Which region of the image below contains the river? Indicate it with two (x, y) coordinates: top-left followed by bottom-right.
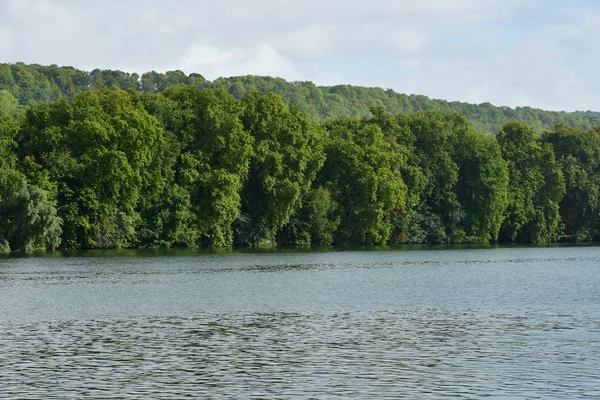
(1, 246), (599, 398)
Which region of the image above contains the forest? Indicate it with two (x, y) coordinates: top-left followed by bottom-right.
(2, 62), (600, 134)
(1, 63), (599, 252)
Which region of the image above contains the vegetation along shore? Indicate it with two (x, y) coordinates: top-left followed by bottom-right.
(1, 63), (599, 252)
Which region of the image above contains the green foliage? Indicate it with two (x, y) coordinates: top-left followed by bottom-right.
(208, 77), (600, 134)
(235, 92), (326, 246)
(0, 169), (62, 251)
(542, 126), (600, 241)
(391, 112), (508, 243)
(0, 110), (18, 170)
(155, 87), (254, 247)
(319, 117), (407, 245)
(1, 94), (63, 253)
(451, 122), (509, 242)
(392, 112), (461, 243)
(498, 122), (565, 242)
(2, 62), (600, 135)
(0, 90), (19, 114)
(19, 89), (167, 248)
(0, 239), (9, 253)
(279, 187), (340, 246)
(0, 63), (598, 249)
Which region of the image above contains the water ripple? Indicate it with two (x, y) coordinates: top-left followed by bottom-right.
(1, 310), (599, 398)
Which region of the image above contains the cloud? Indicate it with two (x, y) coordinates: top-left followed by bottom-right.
(0, 26), (13, 54)
(275, 25), (337, 60)
(385, 29), (428, 53)
(0, 0), (599, 111)
(179, 41), (300, 80)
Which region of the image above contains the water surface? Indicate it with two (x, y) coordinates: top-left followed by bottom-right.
(1, 246), (599, 398)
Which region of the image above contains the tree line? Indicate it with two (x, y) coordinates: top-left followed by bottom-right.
(2, 62), (600, 135)
(1, 85), (599, 252)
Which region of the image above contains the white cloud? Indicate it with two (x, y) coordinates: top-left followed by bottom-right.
(399, 59), (422, 68)
(180, 42), (237, 71)
(0, 0), (599, 111)
(0, 27), (13, 54)
(388, 29), (428, 53)
(6, 0), (74, 34)
(275, 25), (337, 60)
(179, 41), (300, 80)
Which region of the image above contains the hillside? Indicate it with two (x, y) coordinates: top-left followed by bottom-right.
(1, 62), (600, 134)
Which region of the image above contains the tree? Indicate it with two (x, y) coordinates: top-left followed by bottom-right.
(1, 104), (62, 252)
(394, 112), (461, 243)
(155, 87), (254, 247)
(0, 169), (62, 252)
(0, 99), (20, 170)
(278, 187), (340, 246)
(236, 91), (326, 246)
(451, 119), (508, 242)
(542, 126), (600, 241)
(318, 118), (407, 245)
(391, 112), (508, 243)
(0, 90), (19, 114)
(19, 89), (167, 248)
(497, 122), (565, 242)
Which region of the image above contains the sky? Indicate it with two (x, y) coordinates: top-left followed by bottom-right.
(1, 0), (599, 112)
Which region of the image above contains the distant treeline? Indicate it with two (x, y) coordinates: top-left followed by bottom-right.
(2, 62), (600, 134)
(1, 85), (599, 252)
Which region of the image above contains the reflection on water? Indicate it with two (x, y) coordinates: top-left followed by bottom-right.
(1, 246), (600, 398)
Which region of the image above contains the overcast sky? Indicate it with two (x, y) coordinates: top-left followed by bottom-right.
(1, 0), (599, 111)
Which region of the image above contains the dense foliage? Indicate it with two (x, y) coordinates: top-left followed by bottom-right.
(2, 62), (600, 134)
(1, 66), (600, 251)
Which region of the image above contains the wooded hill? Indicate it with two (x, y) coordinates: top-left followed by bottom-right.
(1, 62), (599, 134)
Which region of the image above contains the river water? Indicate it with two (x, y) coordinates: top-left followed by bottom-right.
(1, 246), (599, 398)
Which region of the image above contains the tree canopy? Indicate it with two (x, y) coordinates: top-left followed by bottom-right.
(1, 65), (600, 251)
(2, 62), (600, 135)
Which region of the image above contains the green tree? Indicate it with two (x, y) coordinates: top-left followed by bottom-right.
(451, 119), (508, 242)
(154, 87), (254, 247)
(0, 169), (62, 252)
(0, 90), (19, 114)
(390, 112), (508, 243)
(19, 89), (167, 248)
(395, 112), (461, 243)
(278, 187), (340, 246)
(0, 100), (20, 170)
(542, 126), (600, 241)
(236, 91), (326, 246)
(497, 122), (565, 242)
(319, 118), (407, 245)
